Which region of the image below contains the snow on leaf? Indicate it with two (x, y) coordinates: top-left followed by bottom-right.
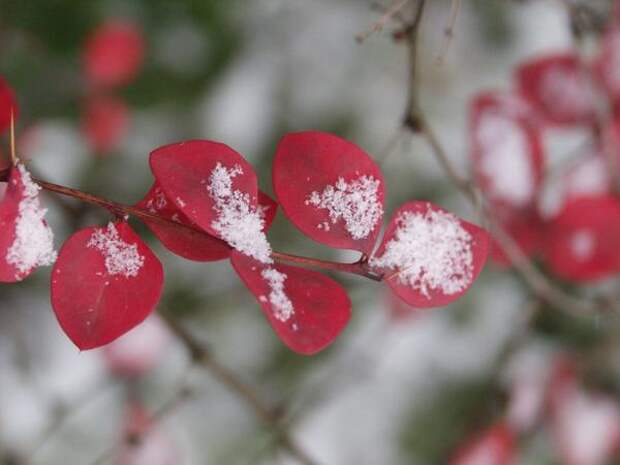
(0, 163), (56, 282)
(149, 140), (273, 263)
(231, 251), (351, 355)
(51, 221), (164, 350)
(370, 201), (488, 308)
(273, 131), (385, 253)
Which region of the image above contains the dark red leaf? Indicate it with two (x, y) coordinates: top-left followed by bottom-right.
(273, 131), (385, 254)
(258, 191), (278, 230)
(448, 423), (515, 465)
(230, 251), (351, 355)
(543, 196), (620, 282)
(0, 164), (56, 282)
(469, 92), (544, 214)
(83, 20), (144, 89)
(136, 182), (231, 262)
(515, 53), (595, 127)
(0, 76), (18, 134)
(150, 140), (273, 263)
(370, 201), (489, 308)
(81, 94), (129, 154)
(490, 213), (544, 267)
(51, 221), (164, 350)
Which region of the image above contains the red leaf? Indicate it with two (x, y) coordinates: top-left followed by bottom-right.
(515, 53), (595, 127)
(150, 140), (273, 263)
(448, 423), (516, 465)
(258, 191), (278, 230)
(273, 131), (385, 253)
(230, 251), (351, 355)
(490, 213), (544, 267)
(81, 94), (130, 154)
(0, 75), (18, 134)
(469, 92), (544, 213)
(83, 20), (144, 89)
(51, 221), (164, 350)
(370, 201), (489, 308)
(136, 182), (231, 262)
(0, 164), (56, 282)
(543, 196), (620, 282)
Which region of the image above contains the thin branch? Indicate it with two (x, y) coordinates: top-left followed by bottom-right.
(161, 314), (320, 465)
(0, 168), (381, 282)
(435, 0), (461, 66)
(356, 0), (411, 43)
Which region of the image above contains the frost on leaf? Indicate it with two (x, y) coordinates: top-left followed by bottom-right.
(231, 251), (351, 355)
(87, 222), (145, 277)
(273, 131), (385, 253)
(51, 221), (164, 350)
(371, 202), (488, 308)
(306, 175), (383, 240)
(0, 163), (56, 282)
(206, 162), (272, 263)
(261, 267), (294, 322)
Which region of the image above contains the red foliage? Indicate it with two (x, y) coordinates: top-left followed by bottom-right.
(51, 221), (164, 350)
(0, 75), (18, 134)
(231, 251), (351, 354)
(82, 94), (130, 153)
(83, 20), (144, 89)
(448, 423), (516, 465)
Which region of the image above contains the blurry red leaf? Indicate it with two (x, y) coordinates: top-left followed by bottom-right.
(83, 20), (144, 89)
(469, 92), (544, 213)
(448, 423), (516, 465)
(516, 53), (595, 127)
(103, 314), (169, 377)
(150, 140), (273, 263)
(82, 94), (129, 154)
(490, 213), (544, 267)
(258, 190), (278, 230)
(0, 164), (56, 282)
(273, 131), (385, 254)
(370, 201), (488, 308)
(0, 76), (18, 134)
(51, 221), (164, 350)
(230, 251), (351, 355)
(543, 196), (620, 282)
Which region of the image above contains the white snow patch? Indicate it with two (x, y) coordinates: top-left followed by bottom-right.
(145, 187), (167, 213)
(87, 223), (145, 278)
(6, 164), (57, 277)
(477, 113), (534, 206)
(306, 175), (382, 240)
(207, 163), (272, 263)
(570, 229), (596, 261)
(370, 207), (474, 298)
(261, 267), (294, 322)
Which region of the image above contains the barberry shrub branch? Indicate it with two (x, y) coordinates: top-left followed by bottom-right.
(0, 129), (489, 354)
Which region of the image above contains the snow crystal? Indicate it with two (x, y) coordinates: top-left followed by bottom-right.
(261, 267), (294, 322)
(306, 175), (382, 240)
(477, 113), (533, 206)
(570, 229), (595, 261)
(87, 223), (145, 277)
(207, 163), (272, 263)
(6, 164), (57, 277)
(540, 66), (591, 117)
(145, 187), (167, 213)
(370, 207), (474, 298)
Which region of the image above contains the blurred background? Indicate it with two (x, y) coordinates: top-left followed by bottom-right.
(1, 0), (619, 464)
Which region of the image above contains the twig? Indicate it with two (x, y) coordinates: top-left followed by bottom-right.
(0, 169), (381, 282)
(161, 314), (321, 465)
(435, 0), (461, 66)
(356, 0), (411, 43)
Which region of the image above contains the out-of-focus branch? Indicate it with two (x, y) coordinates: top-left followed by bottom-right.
(356, 0), (411, 43)
(161, 314), (320, 465)
(436, 0), (461, 66)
